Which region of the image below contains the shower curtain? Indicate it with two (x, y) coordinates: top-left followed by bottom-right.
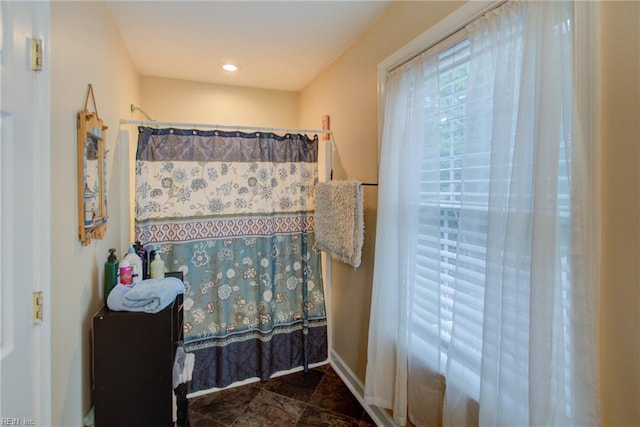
(134, 126), (328, 392)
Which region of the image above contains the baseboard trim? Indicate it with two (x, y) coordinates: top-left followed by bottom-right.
(329, 349), (393, 427)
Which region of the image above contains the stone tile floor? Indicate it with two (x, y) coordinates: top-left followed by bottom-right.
(188, 364), (376, 426)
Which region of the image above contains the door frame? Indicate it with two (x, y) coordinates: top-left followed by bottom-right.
(34, 1), (53, 423)
(0, 1), (52, 424)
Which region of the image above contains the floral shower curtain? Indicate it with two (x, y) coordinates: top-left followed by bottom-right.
(134, 126), (328, 392)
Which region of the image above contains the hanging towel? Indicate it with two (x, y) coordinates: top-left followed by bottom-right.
(314, 180), (364, 268)
(107, 277), (184, 313)
(172, 347), (195, 388)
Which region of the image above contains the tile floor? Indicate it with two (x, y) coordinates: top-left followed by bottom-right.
(188, 364), (377, 426)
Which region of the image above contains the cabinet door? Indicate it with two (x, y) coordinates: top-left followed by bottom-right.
(93, 301), (177, 427)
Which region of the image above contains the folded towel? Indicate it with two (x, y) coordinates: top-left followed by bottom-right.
(107, 284), (136, 312)
(107, 277), (184, 313)
(314, 180), (364, 268)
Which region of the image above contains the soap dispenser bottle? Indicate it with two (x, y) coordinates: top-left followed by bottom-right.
(104, 249), (118, 304)
(150, 253), (165, 279)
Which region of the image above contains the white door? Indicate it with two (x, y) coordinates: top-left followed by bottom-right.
(0, 1), (51, 425)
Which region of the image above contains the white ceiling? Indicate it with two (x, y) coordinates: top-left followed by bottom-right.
(106, 1), (393, 92)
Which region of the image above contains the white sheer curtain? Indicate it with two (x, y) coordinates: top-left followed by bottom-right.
(362, 45), (432, 426)
(364, 1), (600, 426)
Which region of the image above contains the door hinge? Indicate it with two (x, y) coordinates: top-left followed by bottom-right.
(33, 291), (43, 322)
(31, 38), (43, 71)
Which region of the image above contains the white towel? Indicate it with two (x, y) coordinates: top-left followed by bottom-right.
(314, 180), (364, 268)
(172, 347), (195, 388)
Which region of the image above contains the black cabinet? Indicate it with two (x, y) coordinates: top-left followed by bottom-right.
(92, 294), (184, 427)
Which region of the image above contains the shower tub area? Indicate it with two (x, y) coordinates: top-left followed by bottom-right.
(120, 117), (334, 397)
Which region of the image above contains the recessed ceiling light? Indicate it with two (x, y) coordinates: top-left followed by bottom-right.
(221, 63), (239, 72)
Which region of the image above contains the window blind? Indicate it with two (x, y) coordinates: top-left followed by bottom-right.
(411, 32), (573, 404)
(412, 37), (489, 399)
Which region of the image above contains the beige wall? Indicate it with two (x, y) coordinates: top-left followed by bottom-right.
(51, 2), (140, 425)
(140, 76), (298, 127)
(599, 2), (640, 426)
(301, 1), (640, 426)
(299, 0), (466, 381)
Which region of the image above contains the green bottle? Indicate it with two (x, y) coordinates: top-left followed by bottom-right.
(104, 248), (118, 305)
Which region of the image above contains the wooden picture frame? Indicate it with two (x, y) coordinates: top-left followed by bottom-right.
(78, 84), (108, 245)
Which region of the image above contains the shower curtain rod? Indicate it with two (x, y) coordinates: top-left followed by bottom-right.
(119, 119), (332, 135)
